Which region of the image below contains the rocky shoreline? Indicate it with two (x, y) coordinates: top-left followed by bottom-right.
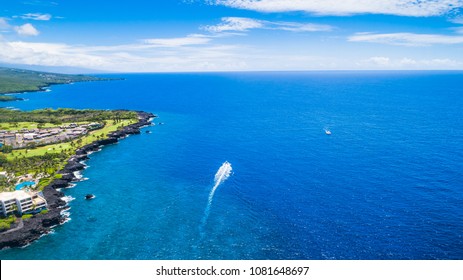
(0, 111), (155, 250)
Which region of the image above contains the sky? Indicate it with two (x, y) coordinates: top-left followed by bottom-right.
(1, 0), (463, 72)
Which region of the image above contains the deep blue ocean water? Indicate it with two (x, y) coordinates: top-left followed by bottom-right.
(1, 71), (462, 260)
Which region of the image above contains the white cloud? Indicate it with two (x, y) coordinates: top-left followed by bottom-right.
(212, 0), (463, 17)
(143, 34), (211, 47)
(204, 17), (264, 32)
(359, 56), (460, 68)
(269, 21), (333, 32)
(1, 37), (462, 71)
(367, 56), (391, 65)
(449, 16), (463, 24)
(204, 17), (333, 33)
(348, 32), (463, 46)
(20, 13), (52, 21)
(0, 41), (106, 68)
(14, 23), (40, 36)
(1, 18), (42, 36)
(425, 58), (460, 66)
(0, 38), (250, 72)
(399, 57), (418, 65)
(0, 18), (11, 29)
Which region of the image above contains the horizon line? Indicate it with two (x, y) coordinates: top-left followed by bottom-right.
(3, 65), (463, 75)
(90, 69), (463, 75)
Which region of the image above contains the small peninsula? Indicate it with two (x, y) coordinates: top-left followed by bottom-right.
(0, 96), (23, 102)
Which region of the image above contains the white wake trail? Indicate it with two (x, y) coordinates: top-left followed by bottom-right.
(209, 161), (232, 205)
(200, 161), (233, 235)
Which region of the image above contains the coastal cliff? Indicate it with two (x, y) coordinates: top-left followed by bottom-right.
(0, 111), (155, 250)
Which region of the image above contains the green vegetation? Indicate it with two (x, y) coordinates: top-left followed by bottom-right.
(0, 67), (111, 94)
(40, 209), (49, 215)
(0, 145), (13, 153)
(0, 174), (13, 190)
(0, 215), (16, 231)
(0, 223), (9, 231)
(37, 178), (53, 189)
(3, 152), (69, 178)
(0, 95), (21, 102)
(0, 154), (7, 165)
(0, 108), (138, 192)
(22, 214), (33, 220)
(0, 108), (137, 124)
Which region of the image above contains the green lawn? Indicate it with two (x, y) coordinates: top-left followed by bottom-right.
(0, 122), (75, 131)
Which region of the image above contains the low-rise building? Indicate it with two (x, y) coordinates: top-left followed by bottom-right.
(88, 123), (102, 130)
(24, 133), (38, 141)
(2, 133), (15, 139)
(0, 190), (48, 217)
(0, 193), (16, 217)
(71, 127), (87, 136)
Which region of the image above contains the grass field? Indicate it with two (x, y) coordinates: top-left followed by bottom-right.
(0, 122), (72, 131)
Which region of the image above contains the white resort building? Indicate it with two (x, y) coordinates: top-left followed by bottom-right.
(0, 190), (48, 217)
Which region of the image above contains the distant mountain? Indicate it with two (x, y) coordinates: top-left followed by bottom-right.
(0, 67), (113, 94)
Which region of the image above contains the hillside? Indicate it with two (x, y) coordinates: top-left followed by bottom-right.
(0, 67), (109, 94)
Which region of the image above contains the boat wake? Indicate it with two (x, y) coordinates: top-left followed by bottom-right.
(200, 161), (232, 237)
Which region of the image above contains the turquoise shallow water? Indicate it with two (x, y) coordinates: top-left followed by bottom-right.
(1, 71), (462, 259)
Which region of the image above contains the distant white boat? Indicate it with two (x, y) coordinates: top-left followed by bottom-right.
(325, 129), (332, 135)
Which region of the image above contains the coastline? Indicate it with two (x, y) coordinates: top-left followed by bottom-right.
(0, 111), (155, 250)
(0, 78), (124, 95)
(0, 70), (125, 95)
(0, 96), (24, 102)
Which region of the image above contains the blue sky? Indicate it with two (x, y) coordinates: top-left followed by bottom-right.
(1, 0), (463, 72)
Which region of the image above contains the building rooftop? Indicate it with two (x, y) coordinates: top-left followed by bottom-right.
(0, 190), (32, 201)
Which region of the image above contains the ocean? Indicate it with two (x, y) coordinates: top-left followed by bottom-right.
(1, 71), (462, 259)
